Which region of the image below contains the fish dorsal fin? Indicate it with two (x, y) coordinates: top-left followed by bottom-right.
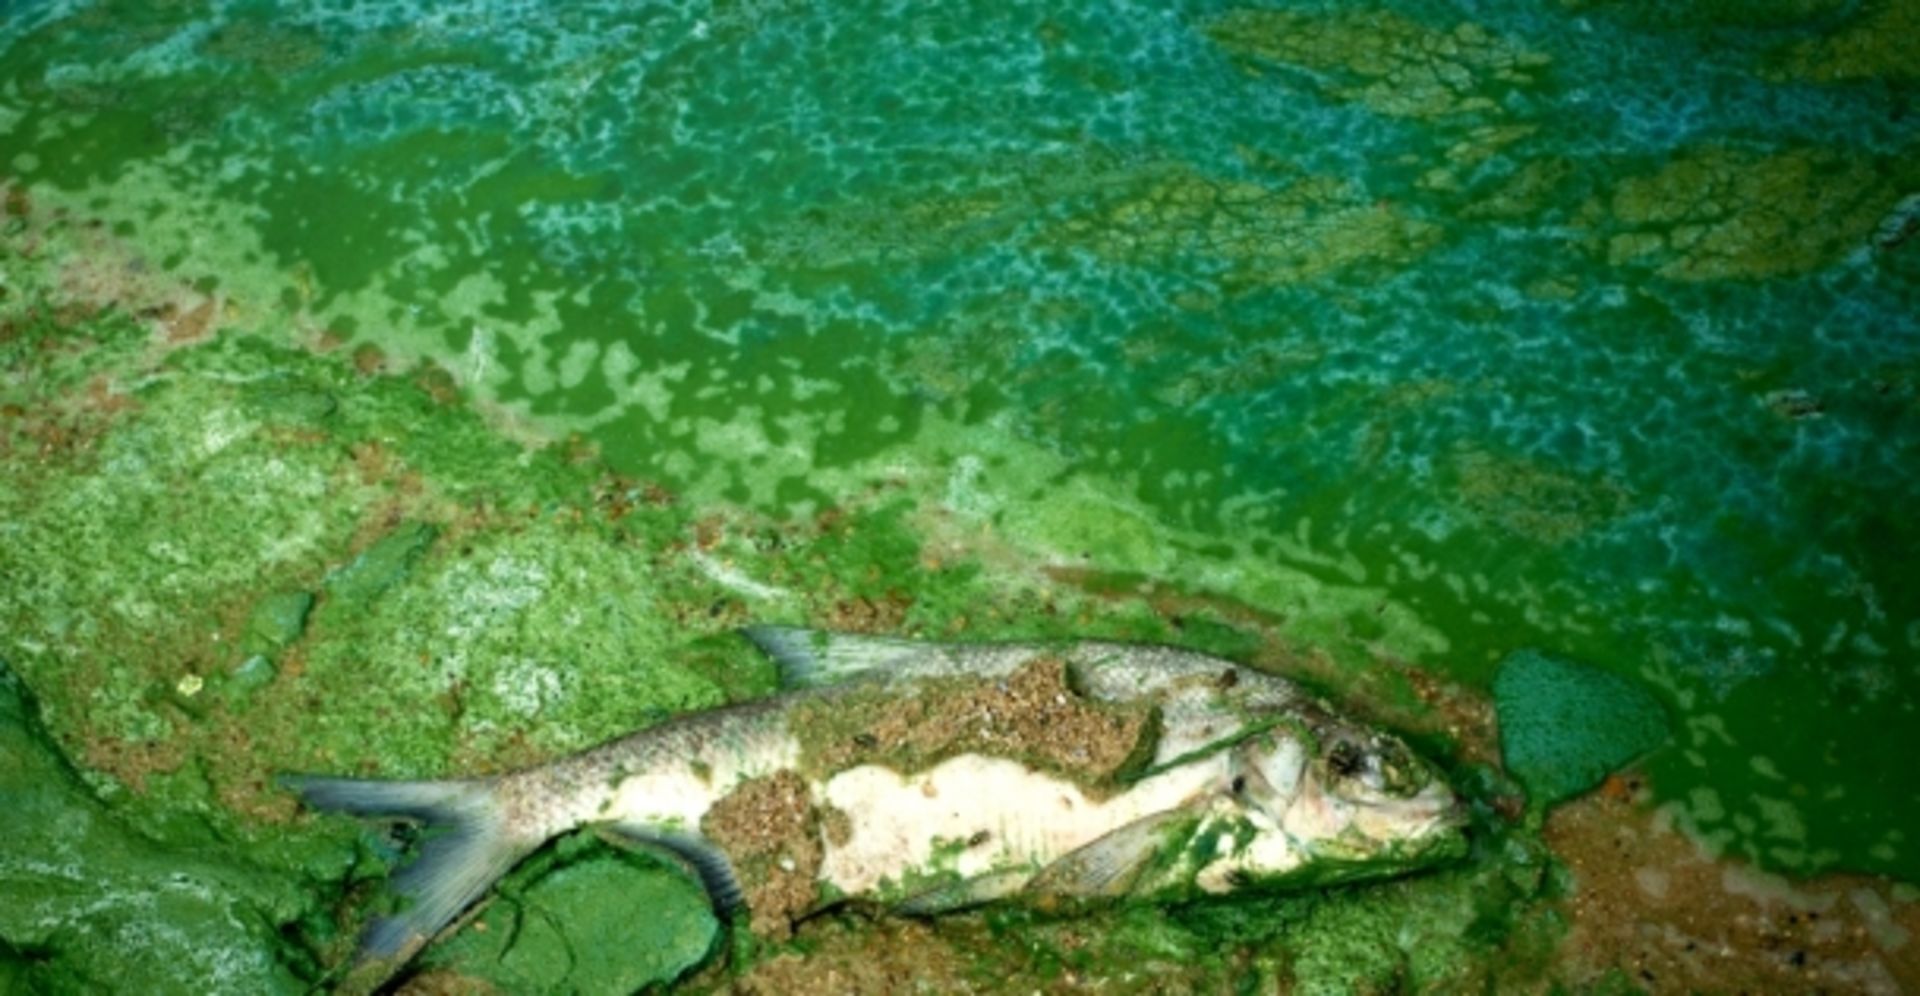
(741, 626), (932, 690)
(1025, 809), (1188, 900)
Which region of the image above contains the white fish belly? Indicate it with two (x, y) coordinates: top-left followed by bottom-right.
(817, 753), (1228, 897)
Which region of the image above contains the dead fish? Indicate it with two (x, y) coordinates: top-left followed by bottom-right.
(285, 627), (1464, 970)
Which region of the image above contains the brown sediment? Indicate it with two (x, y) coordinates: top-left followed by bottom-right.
(560, 432), (599, 466)
(787, 656), (1156, 795)
(449, 724), (550, 779)
(79, 732), (190, 795)
(348, 439), (394, 485)
(0, 184), (220, 359)
(587, 472), (638, 522)
(412, 362), (461, 405)
(1546, 786), (1920, 994)
(161, 295), (220, 344)
(659, 591), (751, 630)
(0, 375), (138, 467)
(712, 911), (1222, 996)
(693, 513), (727, 551)
(351, 342), (387, 376)
(824, 591), (914, 633)
(215, 769), (301, 824)
(720, 918), (975, 996)
(701, 769), (825, 939)
(1380, 651), (1500, 766)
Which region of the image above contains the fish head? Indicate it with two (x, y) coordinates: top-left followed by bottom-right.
(1191, 716), (1465, 894)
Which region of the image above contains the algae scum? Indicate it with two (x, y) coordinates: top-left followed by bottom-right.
(2, 0), (1918, 991)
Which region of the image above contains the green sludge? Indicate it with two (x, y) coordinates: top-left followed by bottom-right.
(1495, 650), (1671, 807)
(420, 835), (719, 993)
(0, 661), (311, 994)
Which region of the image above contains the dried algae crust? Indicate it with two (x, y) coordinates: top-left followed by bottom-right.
(1587, 145), (1920, 281)
(1204, 9), (1550, 119)
(788, 656), (1158, 796)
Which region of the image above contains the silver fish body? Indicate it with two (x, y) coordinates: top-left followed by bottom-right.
(287, 628), (1464, 969)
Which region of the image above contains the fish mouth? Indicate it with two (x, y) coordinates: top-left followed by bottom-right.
(1412, 793), (1472, 842)
(1372, 777), (1465, 822)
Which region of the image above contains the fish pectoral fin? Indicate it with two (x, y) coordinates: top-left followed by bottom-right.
(599, 823), (746, 914)
(741, 626), (928, 689)
(1025, 809), (1188, 900)
(893, 869), (1033, 916)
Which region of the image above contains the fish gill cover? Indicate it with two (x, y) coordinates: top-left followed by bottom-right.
(2, 0), (1919, 991)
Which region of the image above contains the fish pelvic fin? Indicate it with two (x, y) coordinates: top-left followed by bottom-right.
(894, 868), (1032, 916)
(281, 774), (532, 963)
(601, 823), (747, 913)
(740, 625), (926, 690)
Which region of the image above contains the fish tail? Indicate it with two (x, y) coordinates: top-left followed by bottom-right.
(281, 774), (529, 961)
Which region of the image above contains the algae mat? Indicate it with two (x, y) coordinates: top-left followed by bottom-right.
(2, 0), (1919, 990)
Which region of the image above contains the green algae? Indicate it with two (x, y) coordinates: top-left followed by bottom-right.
(1495, 651), (1671, 807)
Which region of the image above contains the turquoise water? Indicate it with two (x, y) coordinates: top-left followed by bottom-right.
(3, 0), (1918, 892)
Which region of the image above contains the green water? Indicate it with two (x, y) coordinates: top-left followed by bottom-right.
(1, 0), (1917, 984)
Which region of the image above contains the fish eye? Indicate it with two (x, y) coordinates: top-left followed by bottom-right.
(1230, 774), (1247, 795)
(1327, 741), (1366, 779)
